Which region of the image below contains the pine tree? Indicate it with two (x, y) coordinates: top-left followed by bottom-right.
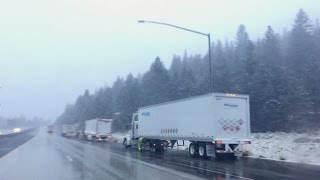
(234, 24), (257, 94)
(177, 65), (197, 99)
(55, 9), (320, 132)
(141, 57), (171, 105)
(285, 9), (314, 130)
(167, 72), (181, 101)
(252, 26), (289, 131)
(304, 19), (320, 127)
(212, 40), (232, 93)
(113, 74), (141, 131)
(169, 55), (183, 76)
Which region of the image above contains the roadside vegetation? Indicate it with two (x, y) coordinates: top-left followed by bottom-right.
(56, 9), (320, 133)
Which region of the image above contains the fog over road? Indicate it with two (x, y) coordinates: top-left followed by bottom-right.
(0, 129), (319, 180)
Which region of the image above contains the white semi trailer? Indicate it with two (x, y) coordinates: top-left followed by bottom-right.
(84, 119), (113, 141)
(61, 125), (76, 137)
(123, 93), (251, 158)
(47, 125), (55, 133)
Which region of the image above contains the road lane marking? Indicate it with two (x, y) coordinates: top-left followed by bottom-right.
(148, 152), (255, 180)
(65, 155), (73, 162)
(60, 137), (203, 180)
(82, 144), (251, 180)
(99, 145), (254, 180)
(147, 156), (254, 180)
(60, 136), (254, 180)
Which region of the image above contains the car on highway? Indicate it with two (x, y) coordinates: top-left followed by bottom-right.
(47, 125), (55, 133)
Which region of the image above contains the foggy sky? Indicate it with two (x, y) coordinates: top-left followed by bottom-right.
(0, 0), (319, 120)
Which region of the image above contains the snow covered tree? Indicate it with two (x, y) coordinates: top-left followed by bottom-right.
(141, 57), (171, 106)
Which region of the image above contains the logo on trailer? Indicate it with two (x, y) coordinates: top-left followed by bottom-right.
(219, 118), (244, 133)
(160, 128), (178, 134)
(224, 103), (238, 108)
(141, 112), (151, 117)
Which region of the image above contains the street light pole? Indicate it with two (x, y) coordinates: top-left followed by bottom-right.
(138, 20), (213, 93)
(208, 34), (212, 93)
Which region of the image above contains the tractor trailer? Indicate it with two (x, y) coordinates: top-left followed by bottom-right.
(61, 125), (76, 137)
(47, 125), (55, 133)
(84, 119), (113, 141)
(123, 93), (251, 158)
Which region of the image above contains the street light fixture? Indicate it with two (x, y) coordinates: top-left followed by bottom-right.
(138, 20), (213, 93)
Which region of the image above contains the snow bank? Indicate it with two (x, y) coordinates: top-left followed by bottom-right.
(112, 131), (320, 166)
(243, 131), (320, 165)
(0, 129), (12, 135)
(112, 132), (126, 143)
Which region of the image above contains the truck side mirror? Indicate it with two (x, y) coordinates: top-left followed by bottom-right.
(125, 124), (130, 130)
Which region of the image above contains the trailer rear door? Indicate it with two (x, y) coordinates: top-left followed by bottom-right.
(214, 95), (250, 140)
(97, 120), (112, 135)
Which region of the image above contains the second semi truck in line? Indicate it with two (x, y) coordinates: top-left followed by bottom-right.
(123, 93), (251, 158)
(84, 118), (113, 142)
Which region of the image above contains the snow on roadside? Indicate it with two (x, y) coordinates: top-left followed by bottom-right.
(112, 131), (320, 166)
(243, 131), (320, 166)
(112, 132), (126, 143)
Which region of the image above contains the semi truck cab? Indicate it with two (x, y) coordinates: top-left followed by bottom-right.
(132, 113), (139, 138)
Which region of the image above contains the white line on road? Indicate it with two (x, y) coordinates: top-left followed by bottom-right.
(65, 155), (73, 162)
(148, 157), (254, 180)
(99, 147), (253, 180)
(61, 136), (254, 180)
(0, 133), (36, 160)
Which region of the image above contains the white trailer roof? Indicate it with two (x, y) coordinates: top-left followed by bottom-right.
(139, 92), (249, 110)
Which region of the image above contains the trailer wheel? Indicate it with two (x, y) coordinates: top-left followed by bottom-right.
(199, 143), (209, 159)
(189, 143), (198, 157)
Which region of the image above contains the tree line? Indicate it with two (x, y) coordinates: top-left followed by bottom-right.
(56, 9), (320, 133)
(0, 116), (47, 129)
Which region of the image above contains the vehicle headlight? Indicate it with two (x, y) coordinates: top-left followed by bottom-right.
(13, 128), (21, 133)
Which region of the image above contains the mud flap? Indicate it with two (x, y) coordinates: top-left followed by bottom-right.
(233, 144), (242, 156)
(206, 144), (216, 157)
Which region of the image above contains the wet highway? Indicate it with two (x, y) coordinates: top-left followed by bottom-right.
(0, 128), (36, 158)
(0, 129), (319, 180)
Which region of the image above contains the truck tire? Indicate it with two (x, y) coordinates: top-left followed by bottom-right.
(189, 143), (198, 157)
(156, 146), (164, 152)
(199, 143), (209, 159)
(150, 145), (156, 152)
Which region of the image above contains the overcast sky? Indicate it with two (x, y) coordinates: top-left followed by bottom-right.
(0, 0), (319, 120)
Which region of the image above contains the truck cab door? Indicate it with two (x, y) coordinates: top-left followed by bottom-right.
(132, 113), (139, 138)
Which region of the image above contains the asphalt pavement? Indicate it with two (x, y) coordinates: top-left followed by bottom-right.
(0, 128), (37, 158)
(0, 129), (319, 180)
